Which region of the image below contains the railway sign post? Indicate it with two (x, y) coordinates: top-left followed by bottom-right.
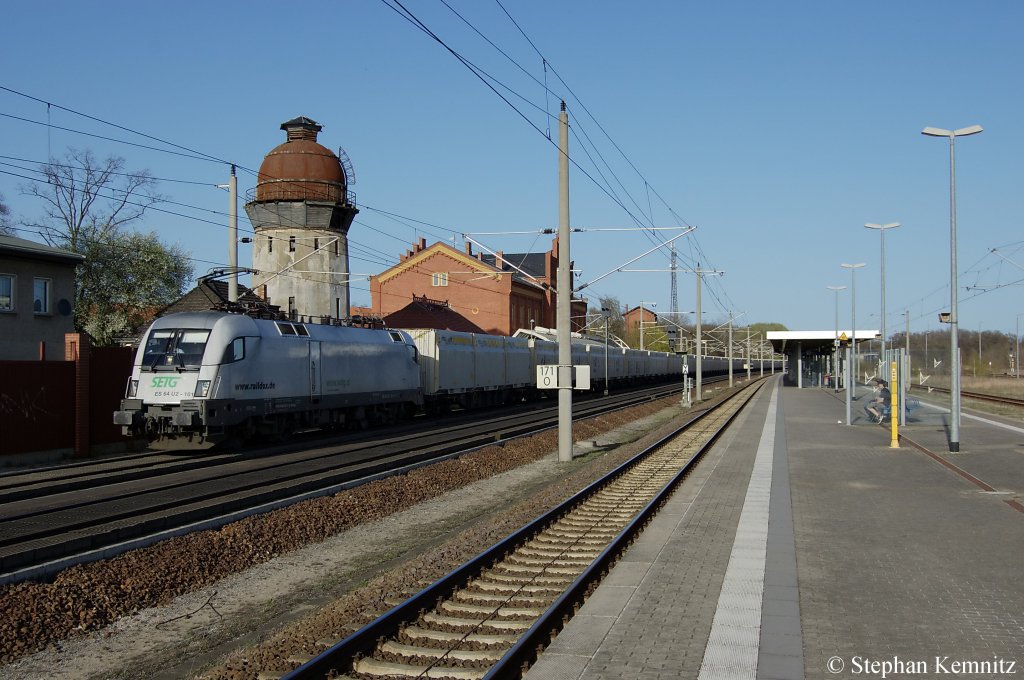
(537, 365), (591, 390)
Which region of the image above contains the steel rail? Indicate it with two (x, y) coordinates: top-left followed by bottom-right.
(282, 378), (766, 679)
(0, 379), (733, 584)
(912, 384), (1024, 408)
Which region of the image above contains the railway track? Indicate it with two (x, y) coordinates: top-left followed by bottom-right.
(0, 379), (735, 585)
(276, 378), (766, 680)
(911, 384), (1024, 408)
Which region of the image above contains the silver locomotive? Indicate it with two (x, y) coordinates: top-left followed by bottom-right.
(114, 311), (421, 447)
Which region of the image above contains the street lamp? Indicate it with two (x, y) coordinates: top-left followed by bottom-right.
(864, 222), (900, 365)
(827, 285), (846, 391)
(639, 302), (656, 350)
(923, 124), (983, 453)
(841, 262), (866, 386)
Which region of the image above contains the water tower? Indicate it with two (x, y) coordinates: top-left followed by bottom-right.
(245, 116), (358, 319)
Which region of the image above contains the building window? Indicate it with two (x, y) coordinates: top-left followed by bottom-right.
(432, 272), (448, 287)
(333, 240), (339, 256)
(289, 236), (296, 252)
(314, 237), (320, 251)
(288, 296), (296, 319)
(335, 298), (343, 319)
(33, 278), (50, 314)
(268, 236), (273, 253)
(0, 274), (13, 311)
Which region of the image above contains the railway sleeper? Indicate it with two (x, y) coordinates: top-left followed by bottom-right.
(494, 562), (581, 577)
(583, 501), (650, 511)
(538, 528), (619, 540)
(354, 656), (486, 680)
(380, 639), (506, 663)
(559, 511), (636, 524)
(505, 555), (592, 569)
(482, 571), (572, 587)
(580, 493), (652, 504)
(439, 600), (542, 618)
(469, 579), (564, 595)
(532, 537), (610, 551)
(421, 611), (534, 633)
(401, 625), (520, 647)
(516, 546), (603, 561)
(523, 536), (605, 551)
(453, 590), (552, 608)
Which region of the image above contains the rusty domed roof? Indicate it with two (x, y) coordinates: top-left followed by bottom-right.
(253, 117), (346, 203)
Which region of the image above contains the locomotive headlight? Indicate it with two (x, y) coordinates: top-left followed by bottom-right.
(127, 380), (138, 398)
(194, 380), (211, 398)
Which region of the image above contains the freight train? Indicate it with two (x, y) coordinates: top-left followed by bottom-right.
(114, 311), (761, 449)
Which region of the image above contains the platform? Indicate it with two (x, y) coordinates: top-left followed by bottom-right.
(526, 377), (1024, 680)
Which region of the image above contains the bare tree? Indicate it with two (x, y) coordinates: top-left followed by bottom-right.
(0, 193), (13, 236)
(21, 148), (193, 344)
(588, 295), (626, 339)
(21, 148), (162, 249)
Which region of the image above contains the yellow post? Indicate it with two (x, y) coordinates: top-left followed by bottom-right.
(889, 360), (900, 448)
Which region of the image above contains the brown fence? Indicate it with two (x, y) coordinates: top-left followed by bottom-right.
(89, 346), (134, 445)
(0, 335), (134, 458)
(0, 360), (75, 456)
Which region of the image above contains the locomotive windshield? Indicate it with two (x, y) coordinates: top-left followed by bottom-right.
(142, 329), (211, 370)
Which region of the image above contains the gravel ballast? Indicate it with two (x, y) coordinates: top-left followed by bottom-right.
(1, 388), (739, 680)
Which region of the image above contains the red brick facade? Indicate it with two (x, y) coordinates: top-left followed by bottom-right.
(370, 238), (586, 336)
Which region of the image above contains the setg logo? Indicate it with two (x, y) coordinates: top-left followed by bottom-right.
(151, 376), (180, 388)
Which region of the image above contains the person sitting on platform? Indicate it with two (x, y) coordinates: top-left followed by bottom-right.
(865, 379), (891, 423)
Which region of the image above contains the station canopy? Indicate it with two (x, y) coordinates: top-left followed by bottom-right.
(767, 330), (879, 355)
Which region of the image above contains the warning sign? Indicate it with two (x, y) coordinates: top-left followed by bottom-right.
(839, 332), (849, 342)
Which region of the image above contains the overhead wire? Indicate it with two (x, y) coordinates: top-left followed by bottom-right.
(484, 1), (741, 317)
(4, 8), (731, 318)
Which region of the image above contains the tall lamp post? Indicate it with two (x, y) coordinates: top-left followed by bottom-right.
(923, 124), (983, 453)
(827, 285), (846, 391)
(841, 262), (866, 387)
(864, 222), (900, 365)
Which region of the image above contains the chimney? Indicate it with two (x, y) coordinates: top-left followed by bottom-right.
(465, 241), (473, 256)
(496, 251), (504, 269)
(280, 116), (322, 142)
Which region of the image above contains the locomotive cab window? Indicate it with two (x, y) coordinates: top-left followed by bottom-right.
(142, 328), (211, 370)
(221, 337), (245, 363)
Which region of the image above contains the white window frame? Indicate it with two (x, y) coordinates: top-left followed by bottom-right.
(432, 272), (449, 287)
(33, 277), (51, 315)
(0, 273), (14, 312)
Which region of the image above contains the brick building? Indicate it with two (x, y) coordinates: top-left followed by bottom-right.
(370, 237), (586, 336)
(623, 305), (663, 349)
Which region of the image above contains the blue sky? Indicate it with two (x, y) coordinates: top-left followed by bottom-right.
(2, 1), (1022, 338)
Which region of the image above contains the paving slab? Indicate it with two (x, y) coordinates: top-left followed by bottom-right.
(527, 379), (1024, 680)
